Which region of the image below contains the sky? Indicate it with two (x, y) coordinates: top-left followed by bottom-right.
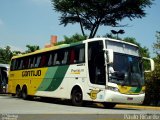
(0, 0), (160, 57)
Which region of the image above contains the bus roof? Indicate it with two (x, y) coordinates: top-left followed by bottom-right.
(12, 41), (83, 59)
(85, 37), (139, 48)
(12, 37), (139, 59)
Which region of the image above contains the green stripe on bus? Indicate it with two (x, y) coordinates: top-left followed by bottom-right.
(130, 87), (141, 93)
(37, 67), (58, 91)
(38, 65), (69, 91)
(46, 65), (69, 91)
(134, 87), (142, 93)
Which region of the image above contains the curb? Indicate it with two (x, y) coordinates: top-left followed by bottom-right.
(116, 104), (160, 110)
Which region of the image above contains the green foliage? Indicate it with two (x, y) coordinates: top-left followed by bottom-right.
(56, 33), (87, 45)
(25, 45), (40, 53)
(144, 58), (160, 106)
(51, 0), (153, 38)
(0, 45), (40, 64)
(12, 51), (22, 56)
(143, 31), (160, 106)
(0, 46), (13, 64)
(154, 31), (160, 57)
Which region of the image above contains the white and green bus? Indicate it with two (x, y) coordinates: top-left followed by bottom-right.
(8, 38), (154, 108)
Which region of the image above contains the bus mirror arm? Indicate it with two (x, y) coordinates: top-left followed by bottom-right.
(143, 57), (155, 72)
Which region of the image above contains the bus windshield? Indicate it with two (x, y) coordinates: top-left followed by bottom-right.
(108, 53), (144, 87)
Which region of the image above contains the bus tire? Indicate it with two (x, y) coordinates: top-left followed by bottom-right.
(16, 85), (21, 98)
(22, 85), (28, 100)
(71, 87), (83, 106)
(103, 102), (116, 109)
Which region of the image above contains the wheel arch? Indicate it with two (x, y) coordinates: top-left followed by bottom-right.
(16, 84), (21, 92)
(21, 84), (29, 100)
(70, 85), (83, 98)
(22, 84), (28, 94)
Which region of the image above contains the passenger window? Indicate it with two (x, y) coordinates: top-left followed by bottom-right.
(19, 59), (23, 70)
(40, 55), (47, 67)
(15, 59), (20, 70)
(62, 51), (69, 64)
(56, 50), (64, 65)
(11, 59), (16, 70)
(30, 56), (37, 68)
(79, 48), (85, 62)
(28, 58), (31, 68)
(23, 58), (29, 69)
(69, 44), (85, 64)
(48, 54), (53, 66)
(53, 53), (58, 65)
(35, 56), (41, 67)
(70, 49), (75, 64)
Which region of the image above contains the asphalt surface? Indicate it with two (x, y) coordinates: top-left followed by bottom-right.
(0, 94), (160, 120)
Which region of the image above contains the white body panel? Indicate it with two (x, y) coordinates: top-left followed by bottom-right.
(34, 38), (145, 104)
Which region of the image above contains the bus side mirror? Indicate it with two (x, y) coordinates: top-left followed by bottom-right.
(107, 49), (114, 64)
(143, 57), (155, 72)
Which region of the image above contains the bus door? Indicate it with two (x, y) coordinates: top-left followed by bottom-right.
(87, 41), (106, 101)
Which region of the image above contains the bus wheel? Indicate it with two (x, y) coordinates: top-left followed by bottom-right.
(22, 86), (28, 100)
(16, 86), (21, 98)
(103, 102), (116, 109)
(71, 88), (83, 106)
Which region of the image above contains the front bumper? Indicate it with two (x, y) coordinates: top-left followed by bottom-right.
(105, 90), (145, 104)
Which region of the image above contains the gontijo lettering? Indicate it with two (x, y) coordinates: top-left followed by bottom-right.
(22, 70), (41, 77)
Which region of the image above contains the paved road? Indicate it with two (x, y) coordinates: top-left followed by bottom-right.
(0, 95), (160, 120)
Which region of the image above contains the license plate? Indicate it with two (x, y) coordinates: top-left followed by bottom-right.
(127, 97), (133, 100)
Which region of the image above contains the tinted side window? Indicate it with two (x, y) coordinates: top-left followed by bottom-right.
(69, 44), (85, 64)
(62, 50), (69, 64)
(39, 53), (50, 67)
(10, 59), (16, 71)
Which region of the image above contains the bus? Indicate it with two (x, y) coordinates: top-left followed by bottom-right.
(0, 64), (9, 93)
(8, 38), (154, 108)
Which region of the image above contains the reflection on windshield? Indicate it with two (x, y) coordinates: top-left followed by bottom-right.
(108, 53), (144, 87)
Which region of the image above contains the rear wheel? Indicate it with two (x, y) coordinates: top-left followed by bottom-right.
(71, 88), (83, 106)
(22, 86), (28, 100)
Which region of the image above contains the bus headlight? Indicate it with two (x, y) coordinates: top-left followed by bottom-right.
(107, 86), (119, 92)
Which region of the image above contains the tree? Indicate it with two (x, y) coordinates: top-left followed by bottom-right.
(51, 0), (153, 38)
(56, 33), (87, 45)
(154, 31), (160, 57)
(12, 51), (22, 56)
(25, 45), (40, 53)
(0, 46), (13, 64)
(143, 31), (160, 106)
